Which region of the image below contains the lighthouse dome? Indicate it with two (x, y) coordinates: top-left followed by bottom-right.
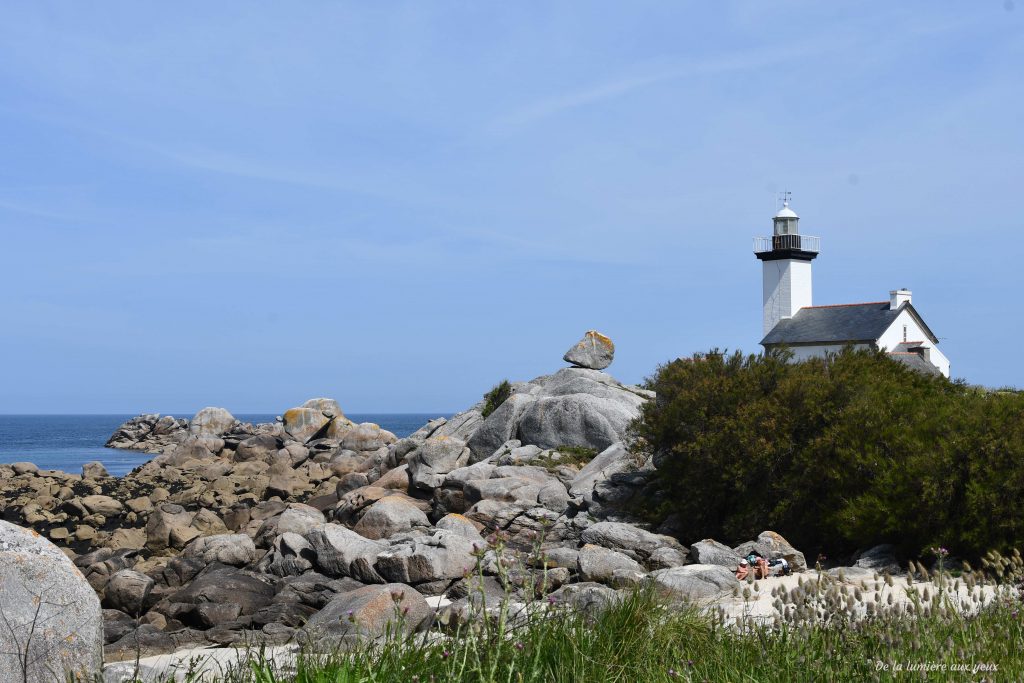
(775, 203), (799, 219)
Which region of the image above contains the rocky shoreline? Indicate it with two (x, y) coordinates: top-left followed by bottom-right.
(0, 332), (908, 681)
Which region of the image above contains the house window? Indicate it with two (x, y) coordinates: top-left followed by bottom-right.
(903, 325), (908, 342)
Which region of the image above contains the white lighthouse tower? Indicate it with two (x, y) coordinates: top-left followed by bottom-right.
(754, 196), (821, 335)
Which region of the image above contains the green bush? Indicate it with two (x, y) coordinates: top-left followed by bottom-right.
(632, 347), (1024, 560)
(481, 379), (512, 418)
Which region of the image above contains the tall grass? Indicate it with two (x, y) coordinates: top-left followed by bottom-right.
(118, 549), (1024, 683)
(229, 586), (1022, 683)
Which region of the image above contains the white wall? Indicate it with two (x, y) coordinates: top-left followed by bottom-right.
(876, 310), (951, 377)
(762, 259), (813, 335)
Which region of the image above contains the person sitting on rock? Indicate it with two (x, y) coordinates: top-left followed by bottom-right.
(735, 558), (750, 580)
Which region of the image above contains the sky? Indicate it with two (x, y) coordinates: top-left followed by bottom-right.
(0, 1), (1021, 414)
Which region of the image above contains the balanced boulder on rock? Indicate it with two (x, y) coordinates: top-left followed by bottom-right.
(563, 330), (615, 370)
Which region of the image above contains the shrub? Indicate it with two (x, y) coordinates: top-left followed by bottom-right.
(632, 347), (1024, 560)
(482, 379), (512, 418)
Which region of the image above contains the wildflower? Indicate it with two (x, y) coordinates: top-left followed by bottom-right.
(668, 669), (677, 678)
(442, 650), (451, 659)
(514, 641), (524, 651)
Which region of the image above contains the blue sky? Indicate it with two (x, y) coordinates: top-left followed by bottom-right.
(0, 1), (1021, 414)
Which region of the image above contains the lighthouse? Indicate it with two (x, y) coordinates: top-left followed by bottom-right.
(753, 196), (950, 376)
(754, 196), (821, 336)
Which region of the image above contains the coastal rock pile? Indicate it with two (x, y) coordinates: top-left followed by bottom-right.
(0, 332), (810, 665)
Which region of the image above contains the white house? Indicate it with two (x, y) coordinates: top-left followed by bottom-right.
(754, 199), (950, 377)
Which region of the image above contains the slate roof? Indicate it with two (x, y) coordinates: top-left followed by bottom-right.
(761, 302), (905, 346)
(889, 351), (942, 376)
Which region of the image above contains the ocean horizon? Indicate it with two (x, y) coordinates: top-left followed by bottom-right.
(0, 413), (450, 477)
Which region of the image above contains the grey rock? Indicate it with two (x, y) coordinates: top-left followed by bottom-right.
(375, 530), (481, 584)
(648, 546), (691, 570)
(434, 514), (485, 544)
(102, 609), (136, 646)
(576, 544), (646, 584)
(568, 442), (640, 497)
(302, 398), (347, 420)
(517, 394), (626, 453)
(283, 407), (331, 443)
(145, 503), (194, 553)
(467, 393), (538, 462)
(0, 520), (102, 682)
(80, 494), (124, 517)
(189, 406), (237, 437)
(690, 539), (744, 568)
(103, 569), (155, 615)
(649, 564), (737, 602)
(547, 582), (620, 615)
(305, 524), (387, 581)
(181, 534), (257, 567)
(443, 461), (498, 489)
(406, 436), (471, 492)
(339, 423), (398, 452)
(580, 522), (685, 562)
(495, 444), (543, 466)
(430, 408), (485, 442)
(82, 461), (110, 479)
(234, 434), (282, 462)
(733, 531), (807, 572)
(353, 496), (430, 540)
(853, 544), (901, 574)
(168, 566), (274, 616)
(304, 583), (431, 640)
(104, 624), (174, 661)
(254, 503), (325, 547)
(11, 461), (39, 475)
(539, 547), (580, 570)
(563, 330), (615, 370)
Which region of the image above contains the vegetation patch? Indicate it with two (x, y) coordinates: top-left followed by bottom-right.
(631, 347), (1024, 561)
(481, 380), (512, 418)
(531, 445), (599, 472)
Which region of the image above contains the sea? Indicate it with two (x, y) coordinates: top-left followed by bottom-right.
(0, 414), (448, 477)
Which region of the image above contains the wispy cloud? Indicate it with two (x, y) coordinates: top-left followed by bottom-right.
(484, 37), (854, 134)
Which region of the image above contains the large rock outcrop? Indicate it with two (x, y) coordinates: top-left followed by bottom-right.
(0, 521), (103, 682)
(467, 367), (652, 460)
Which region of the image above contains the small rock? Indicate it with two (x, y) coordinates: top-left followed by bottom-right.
(649, 565), (736, 602)
(181, 534), (257, 567)
(189, 406), (237, 437)
(690, 539), (743, 568)
(82, 461), (110, 479)
(563, 330), (615, 370)
(103, 569), (154, 615)
(11, 462), (39, 475)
